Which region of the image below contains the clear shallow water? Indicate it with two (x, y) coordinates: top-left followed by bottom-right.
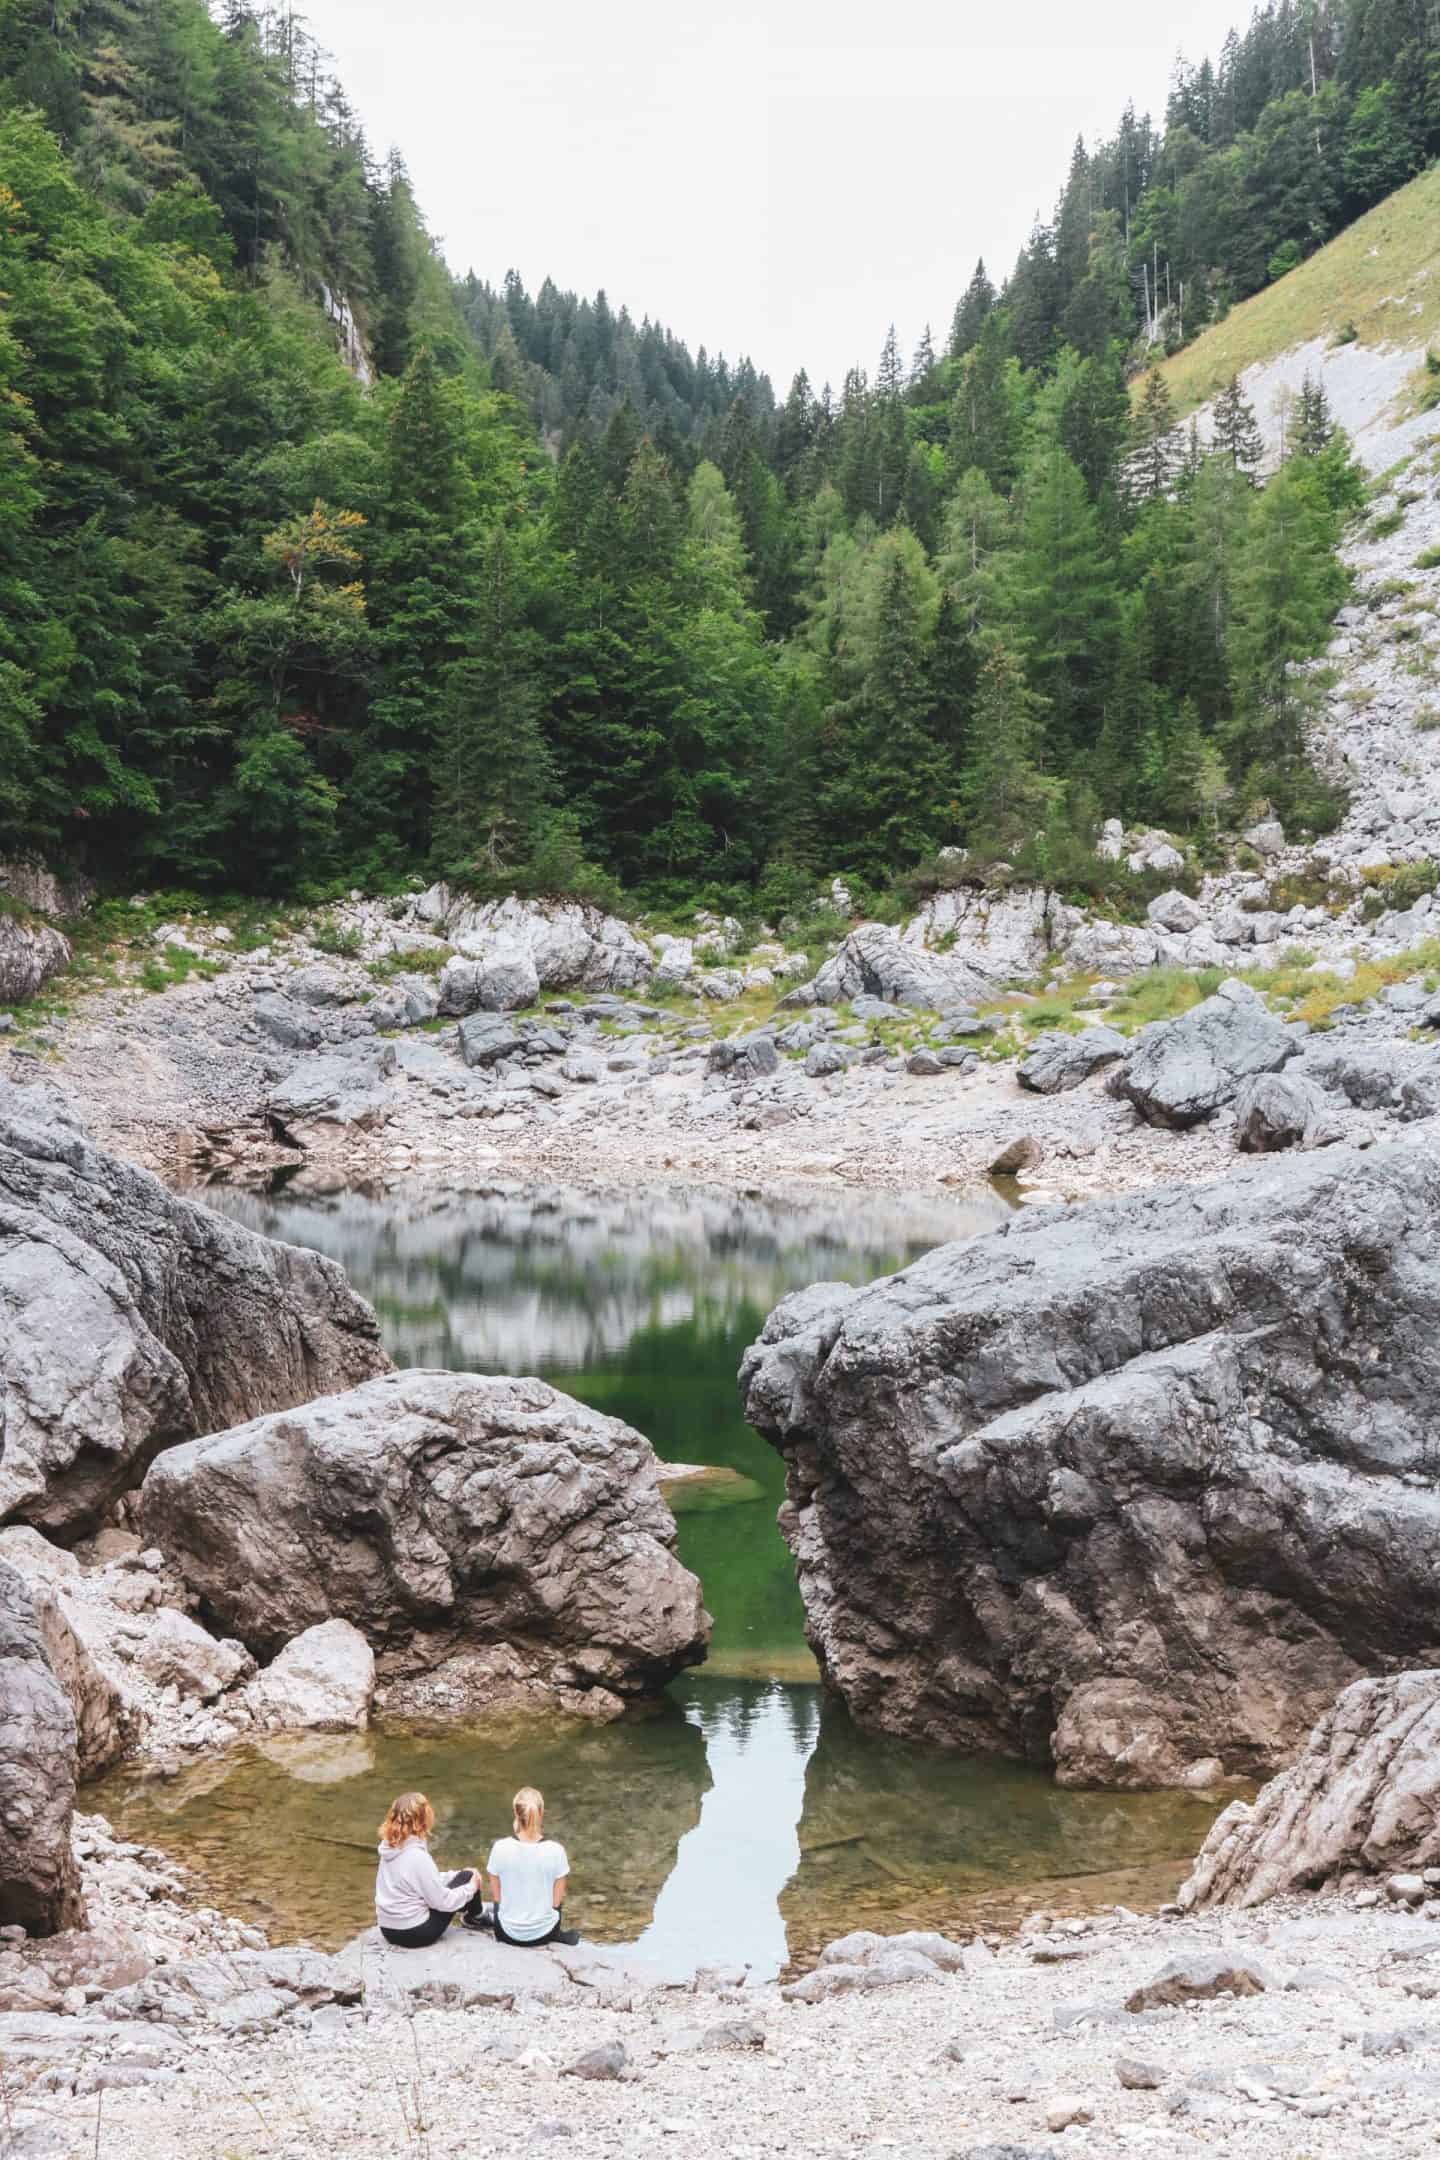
(95, 1179), (1230, 1976)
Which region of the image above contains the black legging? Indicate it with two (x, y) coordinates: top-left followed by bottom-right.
(380, 1872), (486, 1949)
(493, 1906), (564, 1948)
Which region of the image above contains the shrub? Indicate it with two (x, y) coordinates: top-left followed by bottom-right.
(1369, 506), (1405, 539)
(310, 917), (362, 957)
(1416, 546), (1440, 571)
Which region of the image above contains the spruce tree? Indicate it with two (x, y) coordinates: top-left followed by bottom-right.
(1009, 445), (1120, 753)
(948, 259), (995, 359)
(431, 528), (553, 888)
(817, 530), (942, 875)
(1224, 460), (1345, 810)
(1212, 372), (1265, 480)
(958, 639), (1051, 854)
(1293, 372), (1334, 457)
(1130, 367), (1180, 503)
(946, 313), (1020, 493)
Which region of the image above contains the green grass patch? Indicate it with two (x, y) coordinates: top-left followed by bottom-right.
(1370, 506), (1406, 540)
(366, 945), (451, 980)
(137, 944), (224, 992)
(1416, 545), (1440, 571)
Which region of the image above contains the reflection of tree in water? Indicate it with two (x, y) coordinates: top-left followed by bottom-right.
(780, 1696), (1232, 1968)
(206, 1180), (1007, 1375)
(94, 1706), (710, 1952)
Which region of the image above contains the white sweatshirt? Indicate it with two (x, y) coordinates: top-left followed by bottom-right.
(374, 1837), (476, 1930)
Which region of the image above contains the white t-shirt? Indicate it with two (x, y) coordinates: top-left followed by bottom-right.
(487, 1835), (569, 1942)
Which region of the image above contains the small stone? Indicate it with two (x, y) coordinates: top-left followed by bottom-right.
(1124, 1953), (1269, 2013)
(989, 1135), (1042, 1176)
(1385, 1872), (1427, 1906)
(1114, 2055), (1163, 2090)
(1045, 2095), (1093, 2132)
(563, 2043), (627, 2082)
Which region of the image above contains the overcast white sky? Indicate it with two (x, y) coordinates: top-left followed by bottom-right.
(298, 0), (1251, 391)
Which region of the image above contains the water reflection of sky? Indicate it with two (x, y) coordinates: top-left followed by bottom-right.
(637, 1683), (820, 1980)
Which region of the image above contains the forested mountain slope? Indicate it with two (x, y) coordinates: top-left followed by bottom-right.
(0, 0), (1434, 920)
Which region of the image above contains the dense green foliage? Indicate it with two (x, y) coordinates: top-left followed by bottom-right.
(0, 0), (1389, 911)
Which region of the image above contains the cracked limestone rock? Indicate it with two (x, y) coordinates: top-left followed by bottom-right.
(741, 1142), (1440, 1786)
(140, 1370), (710, 1705)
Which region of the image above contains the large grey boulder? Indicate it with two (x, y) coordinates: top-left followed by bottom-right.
(473, 948), (540, 1013)
(1300, 1044), (1401, 1112)
(251, 994), (321, 1052)
(1146, 889), (1205, 935)
(1180, 1672), (1440, 1910)
(0, 1080), (387, 1538)
(139, 1371), (709, 1703)
(268, 1046), (397, 1135)
(1233, 1071), (1341, 1153)
(1017, 1027), (1127, 1095)
(902, 886), (1053, 983)
(741, 1143), (1440, 1787)
(433, 896), (652, 1002)
(0, 914), (70, 1005)
(135, 1608), (249, 1702)
(1055, 918), (1159, 976)
(812, 924), (988, 1012)
(0, 1564), (81, 1934)
(1110, 981), (1300, 1128)
(363, 973), (439, 1031)
(707, 1033), (779, 1082)
(457, 1012), (518, 1068)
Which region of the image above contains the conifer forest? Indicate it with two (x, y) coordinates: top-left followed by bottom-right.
(1, 0), (1436, 913)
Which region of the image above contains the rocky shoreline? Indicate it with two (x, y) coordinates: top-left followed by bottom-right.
(11, 1817), (1440, 2160)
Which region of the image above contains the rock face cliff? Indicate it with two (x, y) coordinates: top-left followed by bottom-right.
(741, 1143), (1440, 1788)
(139, 1371), (710, 1703)
(0, 1080), (388, 1536)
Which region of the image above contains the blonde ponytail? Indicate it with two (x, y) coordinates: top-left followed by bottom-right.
(512, 1786), (544, 1837)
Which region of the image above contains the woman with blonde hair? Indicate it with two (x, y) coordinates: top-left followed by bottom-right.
(374, 1791), (486, 1948)
(483, 1786), (579, 1947)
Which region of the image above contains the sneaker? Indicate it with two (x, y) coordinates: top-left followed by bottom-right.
(462, 1908), (494, 1933)
(552, 1927), (580, 1947)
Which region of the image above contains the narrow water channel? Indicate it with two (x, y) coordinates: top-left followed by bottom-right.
(94, 1179), (1229, 1977)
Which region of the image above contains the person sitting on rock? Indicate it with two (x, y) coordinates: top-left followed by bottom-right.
(474, 1785), (579, 1947)
(375, 1790), (486, 1948)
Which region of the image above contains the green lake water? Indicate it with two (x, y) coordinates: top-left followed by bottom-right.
(94, 1177), (1231, 1978)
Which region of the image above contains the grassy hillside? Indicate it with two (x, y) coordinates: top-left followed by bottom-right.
(1154, 165), (1440, 417)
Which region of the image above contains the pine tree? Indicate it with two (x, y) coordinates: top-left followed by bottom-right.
(1212, 372), (1265, 480)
